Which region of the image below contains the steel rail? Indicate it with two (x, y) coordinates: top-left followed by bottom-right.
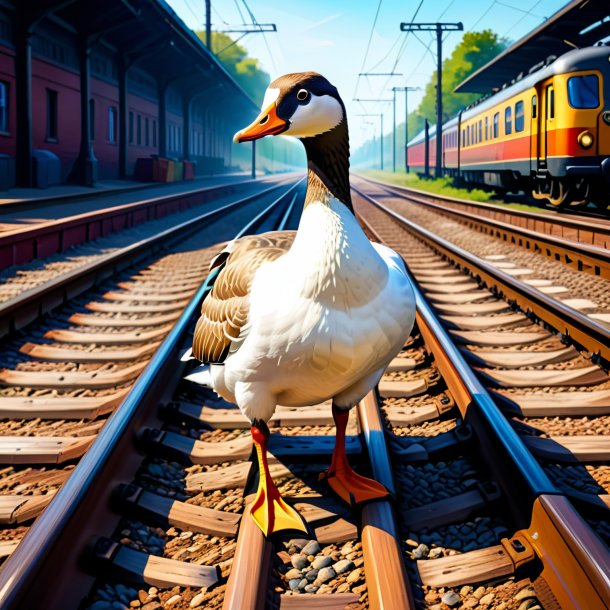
(0, 180), (303, 610)
(355, 206), (610, 610)
(0, 174), (295, 271)
(355, 173), (610, 245)
(0, 178), (297, 339)
(355, 174), (610, 279)
(352, 184), (610, 366)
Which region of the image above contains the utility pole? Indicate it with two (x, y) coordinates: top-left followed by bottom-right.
(354, 100), (391, 171)
(205, 0), (211, 48)
(399, 22), (463, 176)
(356, 113), (384, 170)
(392, 86), (419, 173)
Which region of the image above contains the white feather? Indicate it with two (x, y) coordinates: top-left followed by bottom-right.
(284, 94), (343, 138)
(208, 197), (416, 422)
(184, 364), (212, 387)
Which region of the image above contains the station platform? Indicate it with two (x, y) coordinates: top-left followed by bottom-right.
(0, 173), (268, 233)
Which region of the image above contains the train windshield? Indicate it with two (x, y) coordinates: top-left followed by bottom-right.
(567, 75), (599, 109)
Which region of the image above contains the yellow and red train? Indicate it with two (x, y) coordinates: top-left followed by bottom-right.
(407, 46), (610, 209)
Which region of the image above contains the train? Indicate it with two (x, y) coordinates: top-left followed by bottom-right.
(407, 45), (610, 210)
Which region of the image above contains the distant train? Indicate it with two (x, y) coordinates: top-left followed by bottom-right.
(407, 45), (610, 210)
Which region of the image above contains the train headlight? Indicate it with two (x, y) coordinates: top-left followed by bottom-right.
(577, 130), (594, 149)
(603, 111), (610, 126)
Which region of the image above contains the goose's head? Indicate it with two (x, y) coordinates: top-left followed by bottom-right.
(233, 72), (346, 143)
(234, 72), (352, 208)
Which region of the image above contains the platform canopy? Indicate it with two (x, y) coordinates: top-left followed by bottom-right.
(455, 0), (610, 93)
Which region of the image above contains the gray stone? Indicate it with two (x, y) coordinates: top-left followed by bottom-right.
(312, 555), (333, 570)
(305, 569), (319, 582)
(332, 559), (355, 574)
(302, 540), (321, 556)
(288, 578), (302, 591)
(441, 591), (461, 607)
(291, 554), (309, 569)
(285, 568), (302, 580)
(298, 579), (308, 591)
(288, 539), (309, 551)
(412, 543), (429, 559)
(316, 566), (336, 584)
(304, 584), (319, 593)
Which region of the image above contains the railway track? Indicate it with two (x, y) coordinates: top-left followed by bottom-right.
(354, 174), (610, 276)
(0, 175), (606, 609)
(352, 185), (610, 608)
(352, 175), (610, 341)
(0, 177), (303, 577)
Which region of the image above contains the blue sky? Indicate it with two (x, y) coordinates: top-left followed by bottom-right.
(167, 0), (569, 148)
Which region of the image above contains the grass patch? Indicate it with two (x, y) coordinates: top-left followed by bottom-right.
(360, 169), (493, 202)
(358, 169), (556, 214)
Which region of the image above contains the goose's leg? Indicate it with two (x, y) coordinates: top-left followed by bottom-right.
(250, 419), (307, 536)
(323, 404), (390, 506)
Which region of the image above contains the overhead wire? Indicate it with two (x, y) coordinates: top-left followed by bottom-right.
(353, 0), (384, 100)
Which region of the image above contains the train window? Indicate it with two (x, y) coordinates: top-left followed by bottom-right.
(485, 116), (488, 140)
(505, 107), (512, 135)
(547, 86), (555, 119)
(493, 113), (499, 138)
(532, 95), (537, 119)
(46, 89), (58, 141)
(145, 117), (149, 147)
(153, 120), (157, 147)
(137, 114), (141, 145)
(108, 107), (117, 143)
(0, 81), (8, 133)
(567, 74), (599, 109)
(478, 120), (482, 143)
(515, 101), (524, 132)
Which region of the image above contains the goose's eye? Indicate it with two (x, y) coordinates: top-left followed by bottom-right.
(296, 89), (309, 102)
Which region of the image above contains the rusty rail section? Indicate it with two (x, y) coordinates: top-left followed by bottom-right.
(0, 180), (297, 340)
(352, 184), (610, 366)
(0, 175), (290, 271)
(355, 202), (610, 610)
(356, 174), (610, 250)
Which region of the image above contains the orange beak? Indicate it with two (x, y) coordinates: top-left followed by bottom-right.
(233, 103), (289, 143)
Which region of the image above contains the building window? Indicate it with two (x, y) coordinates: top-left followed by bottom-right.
(89, 99), (95, 141)
(129, 111), (134, 143)
(137, 114), (141, 145)
(46, 89), (58, 141)
(532, 95), (537, 119)
(515, 100), (524, 132)
(493, 112), (499, 138)
(152, 120), (157, 147)
(505, 107), (512, 135)
(108, 107), (117, 143)
(0, 81), (8, 133)
(145, 117), (149, 146)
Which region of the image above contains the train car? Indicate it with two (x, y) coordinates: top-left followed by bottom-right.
(407, 45), (610, 209)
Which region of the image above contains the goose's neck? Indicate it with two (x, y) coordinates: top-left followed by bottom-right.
(302, 120), (353, 212)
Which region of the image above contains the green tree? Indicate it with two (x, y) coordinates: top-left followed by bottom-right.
(196, 31), (270, 102)
(416, 30), (507, 126)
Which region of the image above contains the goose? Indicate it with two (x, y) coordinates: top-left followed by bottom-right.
(189, 72), (416, 536)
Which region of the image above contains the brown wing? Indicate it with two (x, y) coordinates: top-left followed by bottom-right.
(192, 230), (296, 363)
